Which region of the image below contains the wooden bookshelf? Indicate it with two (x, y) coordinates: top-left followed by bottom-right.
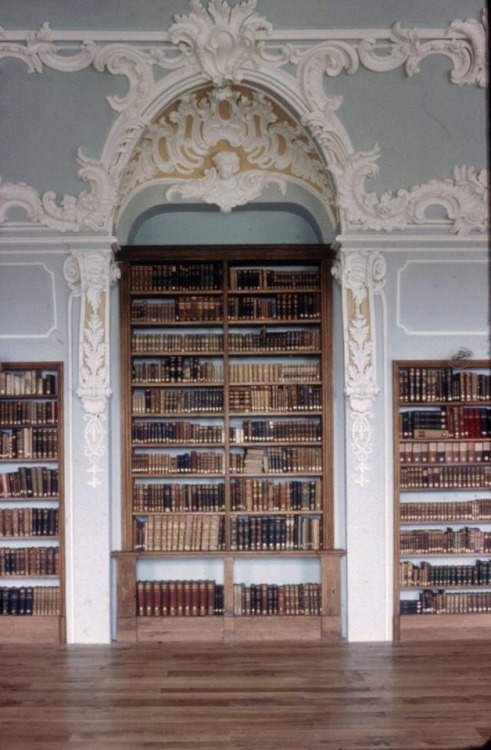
(393, 359), (491, 641)
(114, 246), (344, 642)
(0, 362), (65, 643)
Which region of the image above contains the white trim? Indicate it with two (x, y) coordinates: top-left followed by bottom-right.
(0, 26), (471, 43)
(396, 258), (489, 336)
(0, 261), (58, 339)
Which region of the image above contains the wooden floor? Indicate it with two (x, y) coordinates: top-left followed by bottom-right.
(0, 641), (490, 750)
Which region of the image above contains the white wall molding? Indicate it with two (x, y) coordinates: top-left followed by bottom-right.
(1, 6), (486, 87)
(63, 248), (120, 488)
(333, 247), (386, 485)
(330, 154), (489, 236)
(0, 1), (488, 236)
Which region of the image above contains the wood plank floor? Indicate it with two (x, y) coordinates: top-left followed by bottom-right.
(0, 641), (490, 750)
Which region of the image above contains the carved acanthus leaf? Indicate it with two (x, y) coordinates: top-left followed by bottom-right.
(0, 179), (40, 222)
(169, 0), (272, 85)
(39, 152), (118, 233)
(358, 12), (487, 87)
(331, 148), (489, 234)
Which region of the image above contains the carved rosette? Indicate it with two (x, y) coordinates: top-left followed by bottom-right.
(64, 250), (121, 488)
(333, 249), (387, 485)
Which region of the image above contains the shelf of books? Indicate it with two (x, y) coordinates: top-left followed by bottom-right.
(114, 246), (344, 642)
(393, 359), (491, 641)
(0, 362), (65, 643)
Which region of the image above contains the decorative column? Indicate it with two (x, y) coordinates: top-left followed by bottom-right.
(63, 244), (120, 642)
(333, 243), (390, 640)
(333, 247), (386, 485)
(64, 248), (121, 487)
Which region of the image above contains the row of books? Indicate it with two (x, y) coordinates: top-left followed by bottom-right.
(400, 440), (491, 465)
(136, 579), (223, 617)
(131, 297), (223, 322)
(132, 368), (323, 389)
(133, 482), (225, 512)
(230, 419), (321, 444)
(131, 333), (224, 354)
(227, 294), (320, 321)
(400, 499), (491, 522)
(230, 447), (322, 474)
(0, 371), (57, 397)
(0, 585), (60, 616)
(400, 560), (491, 587)
(400, 407), (491, 439)
(228, 329), (320, 352)
(0, 427), (58, 460)
(132, 388), (224, 415)
(230, 514), (322, 551)
(229, 362), (320, 384)
(233, 582), (321, 616)
(133, 514), (225, 552)
(229, 267), (319, 290)
(398, 367), (490, 404)
(0, 546), (59, 576)
(400, 590), (491, 615)
(0, 400), (57, 427)
(0, 466), (59, 498)
(229, 384), (322, 413)
(399, 465), (491, 489)
(400, 527), (491, 554)
(130, 262), (223, 291)
(132, 450), (224, 475)
(0, 507), (58, 537)
(231, 478), (322, 512)
(132, 420), (224, 445)
(132, 358), (223, 384)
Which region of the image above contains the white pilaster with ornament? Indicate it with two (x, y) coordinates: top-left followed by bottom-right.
(333, 243), (390, 640)
(63, 244), (120, 643)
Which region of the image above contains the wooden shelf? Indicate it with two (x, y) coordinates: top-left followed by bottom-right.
(0, 363), (65, 644)
(393, 359), (491, 642)
(116, 247), (343, 642)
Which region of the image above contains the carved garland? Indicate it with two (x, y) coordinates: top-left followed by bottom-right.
(332, 250), (387, 486)
(63, 250), (121, 488)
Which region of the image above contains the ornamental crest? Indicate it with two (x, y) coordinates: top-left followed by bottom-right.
(169, 0), (272, 85)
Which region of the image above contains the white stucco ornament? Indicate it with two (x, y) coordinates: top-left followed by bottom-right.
(0, 2), (487, 235)
(331, 148), (489, 235)
(165, 149), (286, 212)
(333, 250), (386, 486)
(169, 0), (272, 85)
(64, 250), (121, 488)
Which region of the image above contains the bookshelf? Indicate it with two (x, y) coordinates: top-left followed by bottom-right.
(393, 359), (491, 641)
(0, 362), (64, 643)
(114, 246), (344, 642)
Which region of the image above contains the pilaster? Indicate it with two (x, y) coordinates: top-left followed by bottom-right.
(63, 243), (120, 642)
(333, 241), (390, 640)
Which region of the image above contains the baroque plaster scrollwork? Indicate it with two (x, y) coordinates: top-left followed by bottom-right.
(0, 1), (488, 234)
(330, 150), (489, 236)
(165, 149), (287, 212)
(63, 250), (121, 488)
(118, 85), (334, 218)
(332, 249), (386, 486)
(169, 0), (272, 86)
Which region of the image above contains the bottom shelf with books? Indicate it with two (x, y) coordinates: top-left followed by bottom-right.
(112, 550), (344, 642)
(0, 583), (64, 643)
